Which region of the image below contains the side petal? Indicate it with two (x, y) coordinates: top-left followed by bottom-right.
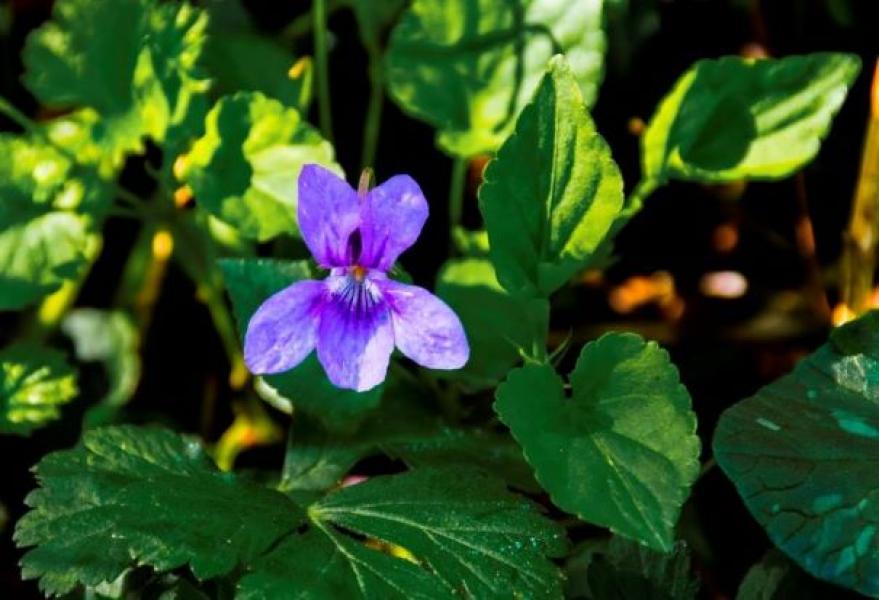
(244, 280), (326, 374)
(359, 175), (428, 271)
(298, 164), (361, 267)
(316, 290), (395, 392)
(380, 280), (469, 370)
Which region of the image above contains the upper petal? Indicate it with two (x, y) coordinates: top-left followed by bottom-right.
(244, 279), (326, 374)
(298, 164), (360, 267)
(316, 276), (395, 392)
(358, 175), (428, 271)
(380, 279), (469, 370)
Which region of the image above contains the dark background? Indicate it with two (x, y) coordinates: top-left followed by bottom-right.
(2, 0), (878, 597)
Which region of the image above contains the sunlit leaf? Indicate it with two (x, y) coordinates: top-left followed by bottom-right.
(182, 92), (340, 241)
(0, 343), (77, 436)
(23, 0), (209, 161)
(642, 53), (860, 184)
(495, 332), (700, 551)
(15, 425), (302, 597)
(240, 468), (567, 599)
(218, 258), (382, 430)
(479, 56), (624, 297)
(714, 311), (879, 597)
(436, 258), (548, 388)
(0, 135), (105, 310)
(386, 0), (606, 157)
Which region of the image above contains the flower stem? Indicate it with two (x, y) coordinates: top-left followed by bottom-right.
(448, 158), (467, 250)
(360, 49), (384, 170)
(621, 178), (660, 220)
(313, 0), (334, 142)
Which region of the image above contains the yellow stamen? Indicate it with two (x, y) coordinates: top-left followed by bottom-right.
(352, 265), (366, 281)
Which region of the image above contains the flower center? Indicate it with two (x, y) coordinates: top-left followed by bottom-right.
(351, 265), (366, 282)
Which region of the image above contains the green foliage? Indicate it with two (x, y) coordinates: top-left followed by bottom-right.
(241, 468), (567, 599)
(15, 425), (301, 596)
(282, 376), (537, 493)
(714, 311), (879, 597)
(202, 0), (312, 110)
(181, 92), (340, 241)
(736, 551), (837, 600)
(480, 56), (624, 297)
(0, 343), (77, 436)
(436, 258), (548, 388)
(566, 537), (699, 599)
(16, 426), (564, 598)
(344, 0), (407, 51)
(386, 0), (606, 157)
(23, 0), (209, 162)
(495, 332), (700, 551)
(642, 53), (860, 184)
(0, 135), (106, 310)
(219, 258), (383, 429)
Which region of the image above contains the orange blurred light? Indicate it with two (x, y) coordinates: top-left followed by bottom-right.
(609, 271), (682, 319)
(712, 223), (739, 253)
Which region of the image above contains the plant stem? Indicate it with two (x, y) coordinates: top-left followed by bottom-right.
(360, 50), (384, 170)
(281, 0), (343, 42)
(313, 0), (334, 142)
(621, 178), (659, 220)
(448, 158), (467, 240)
(841, 60), (879, 318)
(171, 215), (249, 391)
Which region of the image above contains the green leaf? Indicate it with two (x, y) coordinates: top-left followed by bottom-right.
(240, 468), (567, 599)
(344, 0), (407, 51)
(61, 309), (141, 411)
(0, 343), (77, 436)
(218, 258), (383, 429)
(642, 53), (860, 184)
(436, 258), (548, 388)
(495, 332), (700, 551)
(282, 375), (538, 493)
(736, 550), (840, 600)
(0, 134), (105, 310)
(181, 92), (340, 241)
(386, 0), (606, 157)
(15, 425), (303, 597)
(714, 311), (879, 597)
(479, 56), (624, 297)
(202, 1), (312, 111)
(23, 0), (208, 161)
(566, 536), (699, 600)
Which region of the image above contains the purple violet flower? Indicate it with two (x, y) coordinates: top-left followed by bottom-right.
(244, 164), (470, 392)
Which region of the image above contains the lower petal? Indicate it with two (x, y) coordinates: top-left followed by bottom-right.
(380, 280), (469, 370)
(316, 295), (394, 392)
(244, 280), (325, 374)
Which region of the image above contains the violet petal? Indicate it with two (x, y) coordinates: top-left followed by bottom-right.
(244, 279), (325, 374)
(359, 175), (428, 271)
(298, 164), (361, 267)
(316, 276), (395, 391)
(380, 279), (469, 370)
